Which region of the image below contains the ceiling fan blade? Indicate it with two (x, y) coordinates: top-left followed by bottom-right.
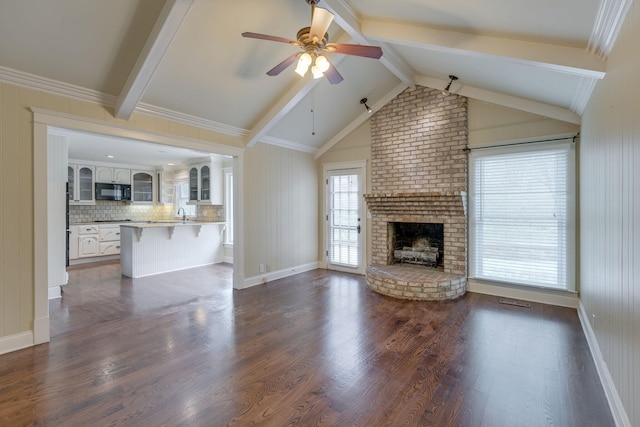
(266, 53), (300, 76)
(325, 43), (383, 59)
(324, 62), (343, 85)
(242, 32), (299, 46)
(310, 6), (334, 42)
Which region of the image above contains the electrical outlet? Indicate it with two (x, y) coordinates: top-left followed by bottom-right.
(259, 264), (265, 273)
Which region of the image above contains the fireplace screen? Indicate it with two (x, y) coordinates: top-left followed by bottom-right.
(388, 222), (444, 268)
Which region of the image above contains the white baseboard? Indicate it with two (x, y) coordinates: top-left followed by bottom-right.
(578, 302), (631, 427)
(223, 256), (234, 264)
(239, 262), (320, 289)
(467, 279), (578, 308)
(0, 331), (34, 355)
(48, 285), (62, 299)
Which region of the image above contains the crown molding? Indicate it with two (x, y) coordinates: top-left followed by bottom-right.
(135, 103), (248, 137)
(0, 66), (117, 106)
(0, 66), (248, 139)
(571, 77), (599, 115)
(588, 0), (634, 58)
(260, 135), (318, 154)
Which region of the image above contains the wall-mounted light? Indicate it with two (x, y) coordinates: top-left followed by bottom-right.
(360, 97), (372, 113)
(441, 75), (459, 96)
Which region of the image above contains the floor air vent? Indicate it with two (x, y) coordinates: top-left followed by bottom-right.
(499, 298), (532, 308)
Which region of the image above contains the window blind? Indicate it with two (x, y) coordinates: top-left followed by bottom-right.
(469, 142), (575, 290)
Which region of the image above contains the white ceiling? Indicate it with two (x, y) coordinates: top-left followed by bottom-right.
(0, 0), (625, 156)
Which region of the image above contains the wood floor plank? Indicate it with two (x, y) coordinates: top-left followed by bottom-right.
(0, 262), (614, 426)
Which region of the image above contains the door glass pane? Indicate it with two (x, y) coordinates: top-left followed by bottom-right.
(78, 167), (93, 201)
(328, 173), (360, 267)
(133, 172), (153, 202)
(189, 168), (198, 201)
(201, 165), (210, 201)
(68, 166), (75, 200)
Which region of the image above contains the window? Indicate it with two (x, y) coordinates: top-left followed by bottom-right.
(224, 168), (233, 244)
(174, 172), (196, 217)
(469, 141), (575, 290)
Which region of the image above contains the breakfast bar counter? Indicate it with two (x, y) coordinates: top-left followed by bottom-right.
(120, 221), (226, 278)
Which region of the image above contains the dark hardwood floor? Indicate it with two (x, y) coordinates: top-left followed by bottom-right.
(0, 262), (613, 426)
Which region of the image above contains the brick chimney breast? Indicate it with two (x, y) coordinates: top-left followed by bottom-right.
(365, 86), (468, 300)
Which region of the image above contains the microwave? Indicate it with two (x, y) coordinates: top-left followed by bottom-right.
(95, 183), (131, 201)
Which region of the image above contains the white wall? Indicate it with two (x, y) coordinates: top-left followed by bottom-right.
(243, 143), (318, 282)
(580, 0), (640, 425)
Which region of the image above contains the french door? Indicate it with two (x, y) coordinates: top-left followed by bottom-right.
(325, 164), (365, 273)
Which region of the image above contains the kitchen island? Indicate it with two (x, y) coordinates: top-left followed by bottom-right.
(120, 221), (226, 278)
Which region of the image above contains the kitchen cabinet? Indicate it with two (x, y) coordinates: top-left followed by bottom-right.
(99, 224), (121, 256)
(68, 164), (95, 205)
(131, 171), (155, 203)
(78, 225), (99, 258)
(96, 167), (130, 184)
(68, 226), (79, 260)
(187, 161), (222, 205)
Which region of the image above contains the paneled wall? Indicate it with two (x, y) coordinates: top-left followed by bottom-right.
(244, 143), (318, 279)
(580, 0), (640, 424)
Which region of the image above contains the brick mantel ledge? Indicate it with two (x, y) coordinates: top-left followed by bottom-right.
(364, 191), (467, 217)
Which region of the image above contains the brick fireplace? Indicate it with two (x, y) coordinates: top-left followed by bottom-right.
(364, 86), (468, 301)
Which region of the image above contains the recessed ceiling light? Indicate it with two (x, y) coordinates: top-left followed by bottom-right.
(167, 163), (174, 166)
(106, 155), (114, 159)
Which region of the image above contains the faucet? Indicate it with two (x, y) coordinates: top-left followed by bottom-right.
(177, 207), (186, 221)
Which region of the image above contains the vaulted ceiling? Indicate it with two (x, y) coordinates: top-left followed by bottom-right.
(0, 0), (625, 157)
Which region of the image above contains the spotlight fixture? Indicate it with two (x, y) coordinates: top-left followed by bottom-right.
(441, 75), (459, 96)
(360, 97), (372, 113)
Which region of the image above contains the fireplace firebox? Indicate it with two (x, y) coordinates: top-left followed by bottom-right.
(388, 222), (443, 269)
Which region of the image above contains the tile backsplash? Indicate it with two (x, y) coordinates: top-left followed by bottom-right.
(70, 201), (225, 224)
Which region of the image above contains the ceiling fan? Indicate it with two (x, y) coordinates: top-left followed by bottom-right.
(242, 0), (383, 84)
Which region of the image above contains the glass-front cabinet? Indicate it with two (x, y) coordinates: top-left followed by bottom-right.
(132, 171), (154, 203)
(189, 167), (199, 203)
(187, 160), (222, 205)
(68, 164), (95, 205)
(200, 165), (211, 201)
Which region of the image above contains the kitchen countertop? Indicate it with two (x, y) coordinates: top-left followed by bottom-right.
(120, 221), (226, 229)
(71, 220), (225, 227)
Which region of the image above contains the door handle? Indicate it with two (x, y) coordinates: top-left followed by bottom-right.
(357, 225), (361, 234)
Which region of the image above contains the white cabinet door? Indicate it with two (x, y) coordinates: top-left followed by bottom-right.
(78, 235), (99, 257)
(69, 164), (95, 205)
(69, 226), (79, 260)
(132, 171), (154, 203)
(95, 167), (114, 183)
(113, 168), (131, 184)
(96, 167), (131, 184)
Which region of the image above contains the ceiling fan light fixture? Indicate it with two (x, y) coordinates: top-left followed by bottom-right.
(441, 74), (459, 96)
(295, 53), (312, 76)
(315, 55), (330, 72)
(311, 65), (324, 79)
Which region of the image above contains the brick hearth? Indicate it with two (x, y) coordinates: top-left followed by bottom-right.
(366, 264), (466, 301)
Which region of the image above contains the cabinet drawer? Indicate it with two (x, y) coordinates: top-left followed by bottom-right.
(99, 228), (121, 242)
(99, 241), (121, 256)
(78, 225), (99, 235)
